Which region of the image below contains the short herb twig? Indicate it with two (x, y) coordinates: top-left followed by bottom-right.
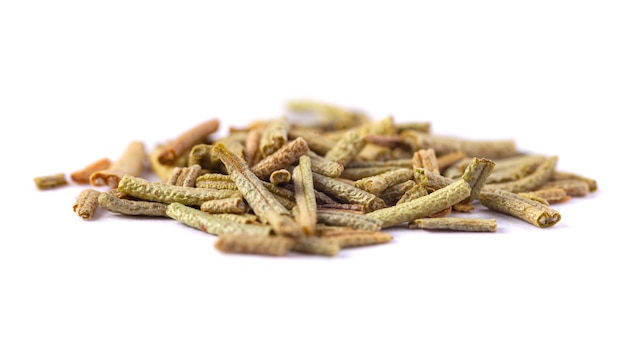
(214, 234), (295, 256)
(90, 140), (146, 188)
(479, 189), (561, 228)
(366, 179), (471, 228)
(312, 172), (387, 212)
(73, 189), (101, 219)
(316, 209), (383, 231)
(251, 137), (309, 180)
(70, 157), (112, 184)
(157, 118), (220, 165)
(408, 217), (497, 232)
(34, 173), (68, 190)
(98, 191), (168, 217)
(166, 202), (272, 237)
(117, 174), (240, 206)
(293, 155), (317, 236)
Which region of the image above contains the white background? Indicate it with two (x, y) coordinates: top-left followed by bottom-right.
(1, 1), (625, 351)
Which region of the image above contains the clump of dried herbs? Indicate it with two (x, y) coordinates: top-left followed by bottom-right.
(35, 99), (598, 257)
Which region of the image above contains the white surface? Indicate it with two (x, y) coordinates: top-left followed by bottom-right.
(1, 1), (625, 351)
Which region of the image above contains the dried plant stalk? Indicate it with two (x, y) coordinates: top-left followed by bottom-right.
(200, 197), (247, 214)
(436, 151), (467, 172)
(34, 173), (68, 190)
(518, 188), (571, 204)
(397, 183), (429, 204)
(312, 172), (387, 212)
(187, 144), (218, 170)
(171, 164), (202, 187)
(165, 167), (184, 185)
(73, 189), (101, 219)
(366, 179), (471, 228)
(479, 189), (561, 228)
(346, 159), (413, 168)
(307, 151), (344, 178)
(245, 127), (263, 167)
(340, 166), (404, 181)
(166, 202), (272, 237)
(260, 116), (289, 157)
(90, 141), (146, 188)
(148, 144), (177, 181)
(293, 155), (317, 236)
(412, 148), (440, 174)
(414, 168), (455, 192)
(317, 203), (365, 212)
(157, 118), (220, 165)
(357, 144), (392, 161)
(70, 158), (112, 184)
(117, 174), (240, 206)
(213, 213), (260, 224)
(316, 209), (383, 231)
(214, 234), (295, 256)
(381, 180), (416, 206)
(324, 129), (366, 165)
(460, 157), (496, 203)
(291, 236), (340, 256)
(269, 169), (292, 185)
(408, 217), (497, 232)
(330, 231), (394, 248)
(97, 192), (168, 217)
(353, 168), (414, 196)
(251, 137), (310, 180)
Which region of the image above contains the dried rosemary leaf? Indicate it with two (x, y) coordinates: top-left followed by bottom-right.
(316, 209), (383, 231)
(366, 179), (471, 228)
(166, 202), (272, 237)
(90, 140), (146, 188)
(260, 116), (289, 157)
(353, 168), (414, 196)
(73, 189), (101, 219)
(213, 143), (305, 238)
(34, 173), (68, 190)
(98, 192), (168, 217)
(214, 234), (295, 256)
(158, 118), (220, 165)
(293, 155), (317, 236)
(251, 137), (309, 180)
(324, 129), (366, 165)
(479, 189), (561, 228)
(312, 172), (387, 212)
(117, 174), (240, 206)
(408, 217), (497, 232)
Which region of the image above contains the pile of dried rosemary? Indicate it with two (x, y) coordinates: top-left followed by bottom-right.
(35, 100), (598, 257)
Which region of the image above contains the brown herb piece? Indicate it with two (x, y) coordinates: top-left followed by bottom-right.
(157, 118), (220, 166)
(70, 158), (112, 184)
(73, 189), (101, 219)
(90, 140), (146, 188)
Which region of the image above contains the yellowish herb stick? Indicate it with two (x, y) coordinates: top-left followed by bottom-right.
(166, 202), (272, 237)
(366, 179), (471, 228)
